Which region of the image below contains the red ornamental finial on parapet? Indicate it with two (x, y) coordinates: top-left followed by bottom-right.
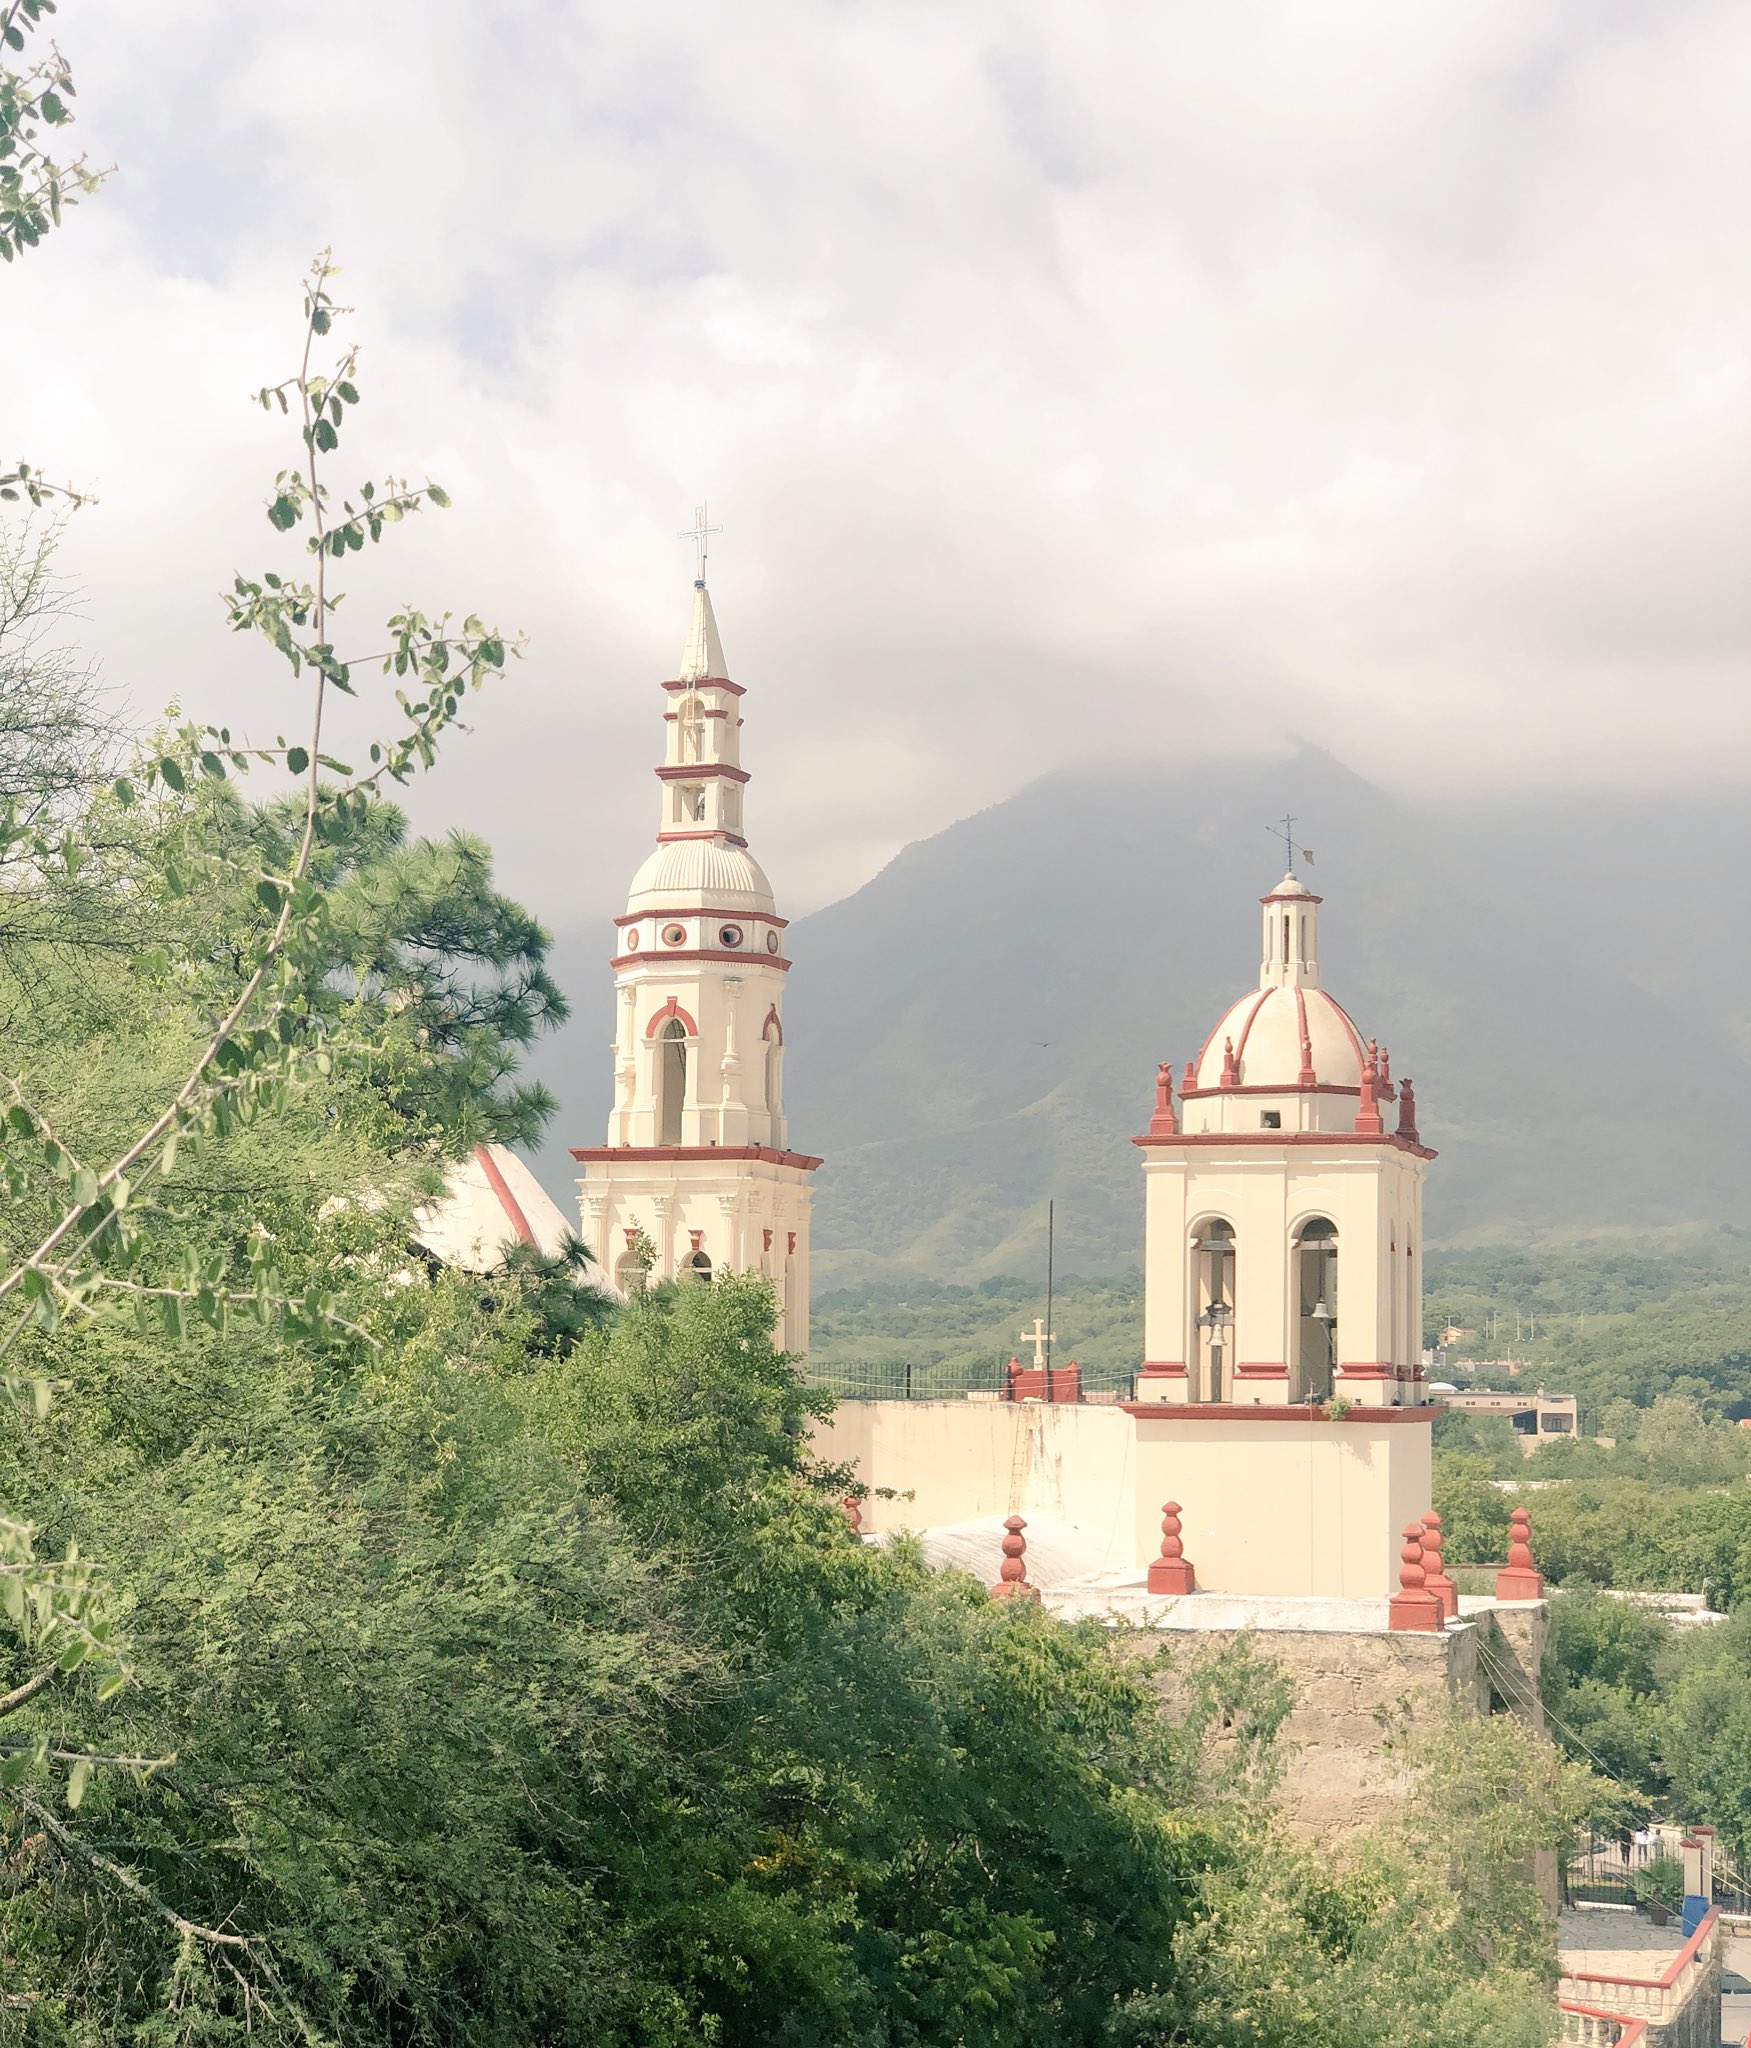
(1150, 1062), (1179, 1135)
(1220, 1037), (1240, 1088)
(1355, 1040), (1385, 1134)
(1420, 1510), (1456, 1621)
(1495, 1507), (1544, 1600)
(990, 1514), (1041, 1603)
(1182, 1059), (1196, 1098)
(842, 1495), (862, 1534)
(1389, 1520), (1442, 1631)
(1147, 1501), (1196, 1595)
(1396, 1076), (1419, 1144)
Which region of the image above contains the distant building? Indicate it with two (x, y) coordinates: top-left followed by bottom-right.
(1434, 1386), (1578, 1449)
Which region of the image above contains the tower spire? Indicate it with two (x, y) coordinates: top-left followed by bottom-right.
(678, 579), (729, 684)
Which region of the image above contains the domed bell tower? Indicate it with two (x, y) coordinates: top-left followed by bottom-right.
(572, 570), (820, 1353)
(1134, 869), (1434, 1408)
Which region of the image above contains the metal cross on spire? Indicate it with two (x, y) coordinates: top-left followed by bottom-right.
(1268, 814), (1314, 875)
(680, 502), (722, 585)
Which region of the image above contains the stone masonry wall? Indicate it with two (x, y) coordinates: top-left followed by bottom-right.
(1125, 1607), (1544, 1841)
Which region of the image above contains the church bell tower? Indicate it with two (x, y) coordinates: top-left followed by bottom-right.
(572, 566), (820, 1352)
(1133, 869), (1435, 1407)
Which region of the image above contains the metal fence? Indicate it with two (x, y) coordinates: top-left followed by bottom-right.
(802, 1357), (1141, 1403)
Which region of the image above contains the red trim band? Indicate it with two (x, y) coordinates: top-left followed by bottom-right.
(1123, 1402), (1440, 1424)
(1138, 1361), (1187, 1377)
(473, 1144), (536, 1246)
(1135, 1131), (1436, 1159)
(662, 676), (745, 696)
(655, 762), (751, 784)
(1179, 1082), (1360, 1100)
(615, 949), (790, 971)
(614, 908), (788, 929)
(572, 1143), (822, 1170)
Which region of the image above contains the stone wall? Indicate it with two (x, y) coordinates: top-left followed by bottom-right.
(1124, 1606), (1544, 1841)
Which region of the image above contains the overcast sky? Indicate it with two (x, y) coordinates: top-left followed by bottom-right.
(7, 0), (1749, 928)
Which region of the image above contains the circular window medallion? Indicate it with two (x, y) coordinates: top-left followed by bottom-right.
(625, 929), (640, 950)
(765, 931), (780, 954)
(662, 923), (687, 947)
(719, 924), (744, 949)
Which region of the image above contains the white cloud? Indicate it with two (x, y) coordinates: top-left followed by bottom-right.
(4, 0), (1748, 931)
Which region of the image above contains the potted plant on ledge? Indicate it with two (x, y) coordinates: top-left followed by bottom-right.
(1634, 1855), (1685, 1926)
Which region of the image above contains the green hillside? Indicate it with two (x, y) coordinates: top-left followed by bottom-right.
(811, 1234), (1751, 1425)
(777, 747), (1751, 1286)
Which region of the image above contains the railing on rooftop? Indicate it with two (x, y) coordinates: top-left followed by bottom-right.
(1559, 2005), (1646, 2047)
(802, 1358), (1141, 1403)
(1557, 1908), (1719, 2034)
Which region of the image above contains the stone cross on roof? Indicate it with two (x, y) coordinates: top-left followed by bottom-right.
(1019, 1317), (1054, 1367)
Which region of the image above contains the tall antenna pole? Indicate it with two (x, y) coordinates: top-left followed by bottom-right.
(1045, 1199), (1055, 1397)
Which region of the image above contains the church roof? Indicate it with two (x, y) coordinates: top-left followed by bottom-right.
(678, 579), (728, 682)
(1192, 983), (1366, 1092)
(411, 1143), (608, 1280)
(625, 835), (776, 916)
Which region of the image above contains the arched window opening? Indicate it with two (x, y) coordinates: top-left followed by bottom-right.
(676, 691), (705, 763)
(658, 1017), (687, 1145)
(1282, 913), (1291, 961)
(688, 1250), (713, 1284)
(1191, 1219), (1236, 1403)
(765, 1037), (782, 1129)
(614, 1251), (646, 1296)
(1293, 1217), (1338, 1404)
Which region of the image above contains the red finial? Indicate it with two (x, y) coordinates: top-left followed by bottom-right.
(842, 1495), (863, 1533)
(1150, 1061), (1179, 1135)
(1220, 1036), (1239, 1088)
(1420, 1510), (1456, 1621)
(1396, 1076), (1419, 1144)
(1380, 1046), (1392, 1092)
(1147, 1500), (1196, 1595)
(1297, 1031), (1316, 1089)
(1182, 1059), (1196, 1096)
(1495, 1507), (1544, 1600)
(1389, 1519), (1441, 1630)
(1355, 1039), (1384, 1134)
(990, 1514), (1041, 1603)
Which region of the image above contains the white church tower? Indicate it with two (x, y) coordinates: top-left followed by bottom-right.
(572, 567), (820, 1353)
(1133, 868), (1434, 1407)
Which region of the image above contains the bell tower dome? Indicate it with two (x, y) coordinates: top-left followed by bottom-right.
(572, 568), (821, 1353)
(1134, 868), (1434, 1408)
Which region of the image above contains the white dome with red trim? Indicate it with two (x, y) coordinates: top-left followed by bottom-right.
(1193, 982), (1365, 1091)
(625, 836), (775, 916)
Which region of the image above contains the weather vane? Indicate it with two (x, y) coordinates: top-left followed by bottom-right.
(680, 502), (722, 585)
(1268, 815), (1314, 875)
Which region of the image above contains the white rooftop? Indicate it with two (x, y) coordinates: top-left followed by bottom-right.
(412, 1143), (610, 1286)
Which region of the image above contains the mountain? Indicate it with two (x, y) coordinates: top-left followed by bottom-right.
(767, 748), (1751, 1286)
(520, 747), (1751, 1288)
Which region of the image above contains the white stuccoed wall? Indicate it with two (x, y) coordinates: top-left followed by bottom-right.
(814, 1398), (1434, 1599)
